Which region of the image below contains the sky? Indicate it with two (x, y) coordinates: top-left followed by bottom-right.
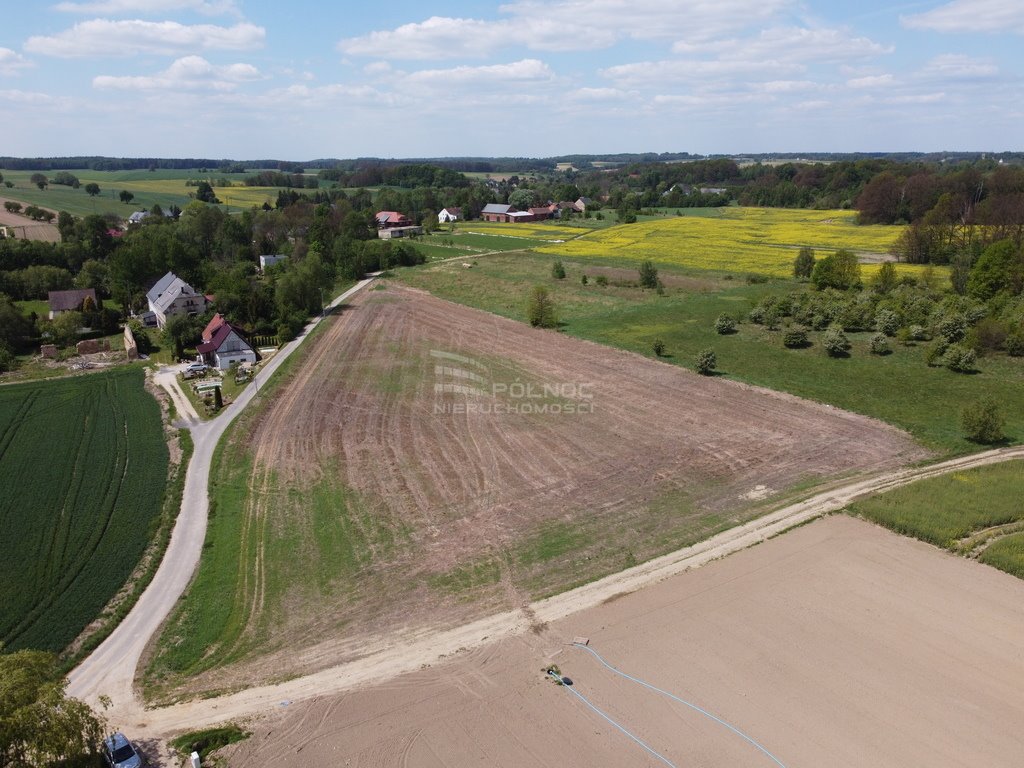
(0, 0), (1022, 159)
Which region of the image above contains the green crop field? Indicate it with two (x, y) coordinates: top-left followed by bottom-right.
(0, 168), (315, 217)
(0, 367), (168, 653)
(398, 252), (1024, 453)
(848, 460), (1024, 579)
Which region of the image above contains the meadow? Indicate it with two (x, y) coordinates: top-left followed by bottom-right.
(848, 460), (1024, 579)
(535, 208), (931, 279)
(398, 253), (1024, 453)
(0, 367), (168, 653)
(0, 168), (320, 218)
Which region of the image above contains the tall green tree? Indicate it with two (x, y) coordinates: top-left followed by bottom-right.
(526, 285), (557, 328)
(793, 246), (815, 279)
(0, 650), (107, 768)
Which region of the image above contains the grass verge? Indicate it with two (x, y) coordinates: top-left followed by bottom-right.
(847, 459), (1024, 579)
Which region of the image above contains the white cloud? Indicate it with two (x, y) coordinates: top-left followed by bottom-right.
(0, 89), (58, 104)
(568, 87), (630, 102)
(406, 58), (555, 88)
(339, 0), (793, 59)
(54, 0), (241, 15)
(847, 74), (894, 89)
(93, 55), (261, 91)
(674, 27), (890, 63)
(902, 0), (1024, 34)
(755, 79), (818, 93)
(25, 19), (264, 57)
(919, 54), (998, 80)
(363, 61), (392, 75)
(0, 47), (32, 75)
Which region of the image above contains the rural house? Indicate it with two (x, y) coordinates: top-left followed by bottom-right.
(258, 253), (288, 272)
(574, 197), (594, 212)
(375, 211), (412, 228)
(47, 288), (98, 319)
(146, 272), (209, 329)
(437, 207), (462, 223)
(196, 319), (256, 370)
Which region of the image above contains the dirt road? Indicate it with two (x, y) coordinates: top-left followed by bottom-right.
(126, 443), (1024, 738)
(66, 278), (377, 715)
(152, 366), (200, 424)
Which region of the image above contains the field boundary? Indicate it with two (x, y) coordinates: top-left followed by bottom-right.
(130, 443), (1024, 736)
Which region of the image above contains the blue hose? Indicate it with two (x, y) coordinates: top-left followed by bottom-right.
(549, 670), (677, 767)
(571, 644), (788, 768)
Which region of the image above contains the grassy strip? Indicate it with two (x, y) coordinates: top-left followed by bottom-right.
(848, 459), (1024, 579)
(169, 725), (249, 762)
(397, 252), (1024, 453)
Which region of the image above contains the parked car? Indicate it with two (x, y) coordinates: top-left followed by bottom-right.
(182, 362), (208, 380)
(103, 732), (143, 768)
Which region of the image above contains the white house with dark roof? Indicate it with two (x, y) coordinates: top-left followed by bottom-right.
(196, 320), (256, 370)
(146, 271), (209, 329)
(258, 254), (288, 272)
(438, 207), (462, 223)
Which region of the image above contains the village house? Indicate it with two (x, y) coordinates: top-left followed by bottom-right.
(47, 288), (98, 320)
(258, 254), (288, 272)
(574, 196), (594, 212)
(196, 315), (257, 370)
(437, 207), (462, 223)
(146, 272), (209, 329)
(375, 211), (412, 228)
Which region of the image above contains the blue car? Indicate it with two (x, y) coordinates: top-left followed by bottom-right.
(103, 732), (143, 768)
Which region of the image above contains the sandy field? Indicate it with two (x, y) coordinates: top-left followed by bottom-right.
(224, 515), (1024, 767)
(0, 198), (61, 242)
(174, 281), (928, 695)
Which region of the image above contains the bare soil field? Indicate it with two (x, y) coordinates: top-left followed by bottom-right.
(0, 197), (61, 242)
(165, 282), (925, 697)
(224, 516), (1024, 767)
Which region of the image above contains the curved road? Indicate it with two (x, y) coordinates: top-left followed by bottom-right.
(67, 277), (377, 712)
(67, 278), (1024, 740)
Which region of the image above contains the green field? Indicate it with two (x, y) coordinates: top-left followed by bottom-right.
(398, 252), (1024, 453)
(848, 460), (1024, 579)
(0, 168), (315, 217)
(0, 367), (169, 652)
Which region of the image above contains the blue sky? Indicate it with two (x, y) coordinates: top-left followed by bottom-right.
(1, 0), (1021, 159)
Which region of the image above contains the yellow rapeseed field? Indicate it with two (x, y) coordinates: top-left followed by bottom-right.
(536, 208), (942, 279)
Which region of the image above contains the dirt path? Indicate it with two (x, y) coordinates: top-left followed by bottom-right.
(126, 443), (1024, 739)
(66, 278), (378, 719)
(152, 366), (200, 424)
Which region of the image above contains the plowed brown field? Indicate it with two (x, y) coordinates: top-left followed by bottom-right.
(190, 282), (926, 693)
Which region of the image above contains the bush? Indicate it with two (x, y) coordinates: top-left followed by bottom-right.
(748, 306), (766, 325)
(695, 348), (716, 375)
(638, 260), (660, 290)
(869, 333), (890, 355)
(793, 246), (815, 279)
(714, 314), (736, 334)
(937, 313), (967, 343)
(1006, 331), (1024, 357)
(783, 328), (809, 349)
(651, 339), (666, 356)
(823, 326), (851, 357)
(594, 275), (608, 287)
(526, 285), (557, 328)
(551, 259), (566, 279)
(961, 398), (1006, 444)
(0, 344), (15, 373)
(875, 309), (900, 337)
(943, 343), (977, 373)
(580, 274), (588, 286)
(924, 339), (949, 366)
(908, 324), (929, 341)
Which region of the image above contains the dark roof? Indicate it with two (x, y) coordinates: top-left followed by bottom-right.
(201, 313), (226, 343)
(481, 203), (513, 214)
(48, 288), (97, 312)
